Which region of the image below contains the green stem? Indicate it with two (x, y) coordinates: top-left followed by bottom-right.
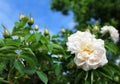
(91, 71), (94, 84)
(7, 50), (20, 83)
(7, 65), (14, 82)
(85, 71), (88, 81)
(0, 77), (9, 84)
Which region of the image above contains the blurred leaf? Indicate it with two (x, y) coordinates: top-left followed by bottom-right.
(67, 59), (75, 69)
(47, 44), (53, 52)
(24, 34), (34, 42)
(15, 17), (28, 28)
(30, 41), (40, 50)
(0, 62), (6, 74)
(5, 39), (21, 47)
(40, 36), (49, 44)
(74, 71), (84, 84)
(24, 68), (36, 75)
(21, 48), (37, 65)
(52, 44), (64, 54)
(52, 35), (59, 38)
(0, 77), (9, 83)
(55, 64), (62, 76)
(14, 60), (24, 74)
(20, 55), (37, 69)
(22, 48), (35, 56)
(108, 63), (120, 75)
(0, 53), (16, 61)
(0, 46), (15, 50)
(0, 39), (5, 47)
(105, 41), (118, 54)
(98, 67), (113, 80)
(35, 32), (41, 42)
(36, 71), (48, 84)
(0, 46), (16, 54)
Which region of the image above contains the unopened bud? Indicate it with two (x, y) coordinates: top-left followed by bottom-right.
(3, 29), (11, 38)
(28, 17), (34, 26)
(92, 25), (99, 32)
(61, 28), (66, 33)
(34, 25), (39, 31)
(44, 28), (49, 35)
(58, 55), (63, 59)
(19, 14), (25, 21)
(85, 29), (90, 32)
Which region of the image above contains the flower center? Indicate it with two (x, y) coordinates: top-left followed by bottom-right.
(81, 45), (94, 55)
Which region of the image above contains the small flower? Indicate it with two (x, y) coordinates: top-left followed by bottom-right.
(100, 26), (119, 43)
(66, 31), (108, 71)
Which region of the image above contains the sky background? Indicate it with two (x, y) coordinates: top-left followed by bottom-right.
(0, 0), (75, 37)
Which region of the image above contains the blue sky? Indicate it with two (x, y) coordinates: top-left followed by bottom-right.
(0, 0), (75, 37)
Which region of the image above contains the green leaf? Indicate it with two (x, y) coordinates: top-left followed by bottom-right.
(30, 41), (40, 50)
(52, 35), (59, 38)
(36, 71), (48, 84)
(0, 39), (5, 47)
(24, 68), (36, 75)
(0, 77), (9, 83)
(98, 67), (113, 80)
(0, 46), (16, 55)
(74, 71), (84, 84)
(5, 39), (21, 47)
(55, 64), (62, 76)
(0, 53), (16, 61)
(0, 62), (6, 74)
(14, 17), (28, 28)
(108, 63), (120, 75)
(35, 32), (41, 42)
(52, 44), (64, 54)
(14, 22), (20, 28)
(0, 46), (15, 50)
(47, 44), (53, 52)
(22, 48), (35, 56)
(24, 34), (34, 42)
(21, 48), (37, 64)
(14, 60), (24, 74)
(20, 17), (28, 26)
(105, 42), (118, 54)
(20, 55), (37, 69)
(52, 44), (63, 50)
(40, 35), (49, 44)
(0, 46), (16, 53)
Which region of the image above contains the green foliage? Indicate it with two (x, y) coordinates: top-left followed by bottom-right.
(0, 14), (120, 84)
(36, 71), (48, 84)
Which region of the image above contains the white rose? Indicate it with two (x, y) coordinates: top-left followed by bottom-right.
(66, 31), (108, 71)
(100, 26), (119, 43)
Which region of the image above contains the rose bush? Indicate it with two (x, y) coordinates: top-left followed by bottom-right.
(0, 15), (120, 84)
